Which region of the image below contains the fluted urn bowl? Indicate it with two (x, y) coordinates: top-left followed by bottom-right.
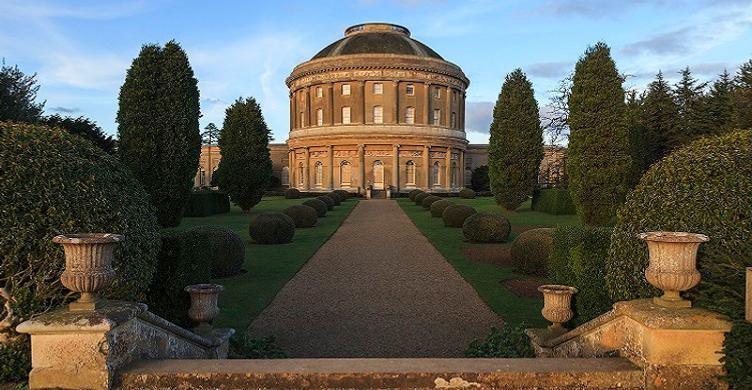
(538, 284), (577, 336)
(640, 231), (708, 308)
(185, 284), (224, 334)
(53, 233), (124, 311)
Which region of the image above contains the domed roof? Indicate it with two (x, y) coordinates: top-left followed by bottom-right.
(312, 23), (443, 60)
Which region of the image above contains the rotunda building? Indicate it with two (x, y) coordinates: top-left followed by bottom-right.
(286, 23), (469, 194)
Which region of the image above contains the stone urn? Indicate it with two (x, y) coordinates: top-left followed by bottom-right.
(185, 284), (224, 335)
(538, 284), (577, 337)
(53, 233), (124, 311)
(640, 231), (709, 308)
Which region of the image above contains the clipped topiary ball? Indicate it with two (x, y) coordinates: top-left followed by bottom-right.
(303, 198), (328, 217)
(414, 192), (430, 205)
(421, 195), (442, 209)
(283, 205), (318, 228)
(317, 195), (334, 210)
(462, 213), (511, 243)
(187, 225), (244, 278)
(511, 228), (554, 275)
(408, 189), (423, 201)
(334, 189), (350, 200)
(0, 122), (160, 320)
(284, 188), (301, 199)
(249, 212), (295, 244)
(459, 188), (476, 199)
(442, 204), (477, 227)
(430, 199), (454, 218)
(325, 193), (341, 206)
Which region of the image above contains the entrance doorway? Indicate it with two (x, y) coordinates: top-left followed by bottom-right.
(373, 160), (384, 190)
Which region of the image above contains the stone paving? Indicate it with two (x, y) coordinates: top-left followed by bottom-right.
(247, 199), (502, 357)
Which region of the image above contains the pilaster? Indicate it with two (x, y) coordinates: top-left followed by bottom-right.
(392, 144), (400, 192)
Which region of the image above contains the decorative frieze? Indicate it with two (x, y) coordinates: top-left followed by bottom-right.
(291, 69), (465, 90)
(399, 150), (423, 157)
(364, 150), (393, 157)
(333, 150), (359, 158)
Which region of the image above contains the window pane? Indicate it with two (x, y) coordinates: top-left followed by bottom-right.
(300, 112), (305, 127)
(374, 83), (383, 94)
(451, 112), (456, 128)
(342, 107), (351, 124)
(405, 107), (415, 124)
(433, 109), (441, 125)
(373, 106), (383, 124)
(406, 84), (414, 95)
(342, 84), (351, 95)
(317, 109), (323, 126)
(316, 87), (323, 98)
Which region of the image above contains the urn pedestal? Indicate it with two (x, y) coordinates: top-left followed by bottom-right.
(53, 233), (124, 311)
(640, 231), (708, 309)
(538, 284), (577, 338)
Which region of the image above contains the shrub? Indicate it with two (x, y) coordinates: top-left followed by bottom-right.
(421, 195), (442, 209)
(302, 199), (327, 217)
(0, 337), (31, 383)
(188, 226), (245, 278)
(0, 122), (160, 319)
(442, 204), (477, 227)
(284, 188), (301, 199)
(229, 334), (286, 359)
(462, 213), (511, 243)
(459, 188), (476, 199)
(549, 226), (613, 324)
(408, 189), (423, 201)
(531, 189), (576, 215)
(414, 192), (430, 205)
(334, 190), (350, 200)
(510, 228), (554, 275)
(317, 195), (334, 210)
(723, 321), (752, 388)
(249, 212), (295, 244)
(146, 230), (212, 327)
(325, 193), (341, 206)
(283, 205), (318, 228)
(605, 131), (752, 385)
(465, 324), (534, 358)
(184, 190), (231, 217)
(430, 199), (454, 218)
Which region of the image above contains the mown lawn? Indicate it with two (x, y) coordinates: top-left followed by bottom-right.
(398, 197), (579, 326)
(172, 196), (358, 331)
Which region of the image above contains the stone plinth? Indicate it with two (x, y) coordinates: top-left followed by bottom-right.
(527, 299), (732, 389)
(16, 301), (234, 390)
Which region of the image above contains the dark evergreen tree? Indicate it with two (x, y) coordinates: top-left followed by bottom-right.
(217, 97), (272, 211)
(470, 165), (490, 192)
(567, 42), (632, 226)
(732, 60), (752, 130)
(0, 62), (44, 122)
(640, 71), (679, 165)
(488, 69), (544, 210)
(625, 90), (648, 188)
(705, 70), (735, 135)
(117, 41), (201, 227)
(44, 115), (116, 154)
(674, 67), (709, 142)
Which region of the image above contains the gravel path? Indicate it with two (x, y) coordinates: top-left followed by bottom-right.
(246, 199), (502, 357)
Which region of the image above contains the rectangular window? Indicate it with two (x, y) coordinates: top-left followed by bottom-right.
(451, 112), (457, 128)
(405, 107), (415, 124)
(434, 87), (441, 98)
(342, 106), (351, 124)
(300, 112), (305, 127)
(373, 106), (383, 124)
(316, 87), (323, 98)
(342, 84), (351, 95)
(452, 90), (457, 102)
(373, 83), (383, 94)
(317, 108), (323, 126)
(406, 84), (414, 95)
(433, 109), (441, 125)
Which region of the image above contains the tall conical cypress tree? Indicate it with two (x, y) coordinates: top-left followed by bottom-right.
(705, 69), (734, 134)
(117, 41), (200, 227)
(674, 67), (710, 144)
(488, 68), (543, 210)
(217, 97), (272, 211)
(732, 60), (752, 129)
(625, 90), (648, 188)
(641, 71), (679, 163)
(567, 42), (632, 226)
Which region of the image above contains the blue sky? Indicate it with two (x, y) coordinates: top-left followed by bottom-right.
(2, 0), (751, 144)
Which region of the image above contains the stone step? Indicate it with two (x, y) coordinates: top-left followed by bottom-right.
(118, 357), (644, 389)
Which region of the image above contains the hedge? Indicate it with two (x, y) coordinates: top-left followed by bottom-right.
(510, 228), (554, 275)
(249, 212), (296, 244)
(605, 130), (752, 386)
(188, 225), (245, 278)
(462, 213), (511, 243)
(184, 190), (231, 217)
(146, 230), (212, 327)
(531, 189), (576, 215)
(549, 225), (613, 325)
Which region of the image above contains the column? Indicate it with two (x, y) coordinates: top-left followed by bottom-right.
(358, 144), (365, 192)
(459, 150), (466, 188)
(445, 146), (451, 190)
(393, 81), (399, 124)
(392, 144), (400, 192)
(359, 81), (366, 124)
(423, 145), (430, 189)
(445, 86), (451, 127)
(303, 147), (310, 190)
(288, 150), (294, 188)
(290, 93), (295, 131)
(327, 83), (334, 125)
(461, 91), (466, 129)
(423, 82), (431, 125)
(328, 145), (334, 190)
(305, 87), (311, 128)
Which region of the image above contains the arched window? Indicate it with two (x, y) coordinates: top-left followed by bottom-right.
(340, 161), (352, 187)
(281, 167), (289, 186)
(315, 161), (323, 187)
(406, 160), (416, 185)
(373, 105), (383, 124)
(405, 107), (415, 124)
(432, 161), (440, 186)
(451, 161), (458, 188)
(298, 162), (304, 186)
